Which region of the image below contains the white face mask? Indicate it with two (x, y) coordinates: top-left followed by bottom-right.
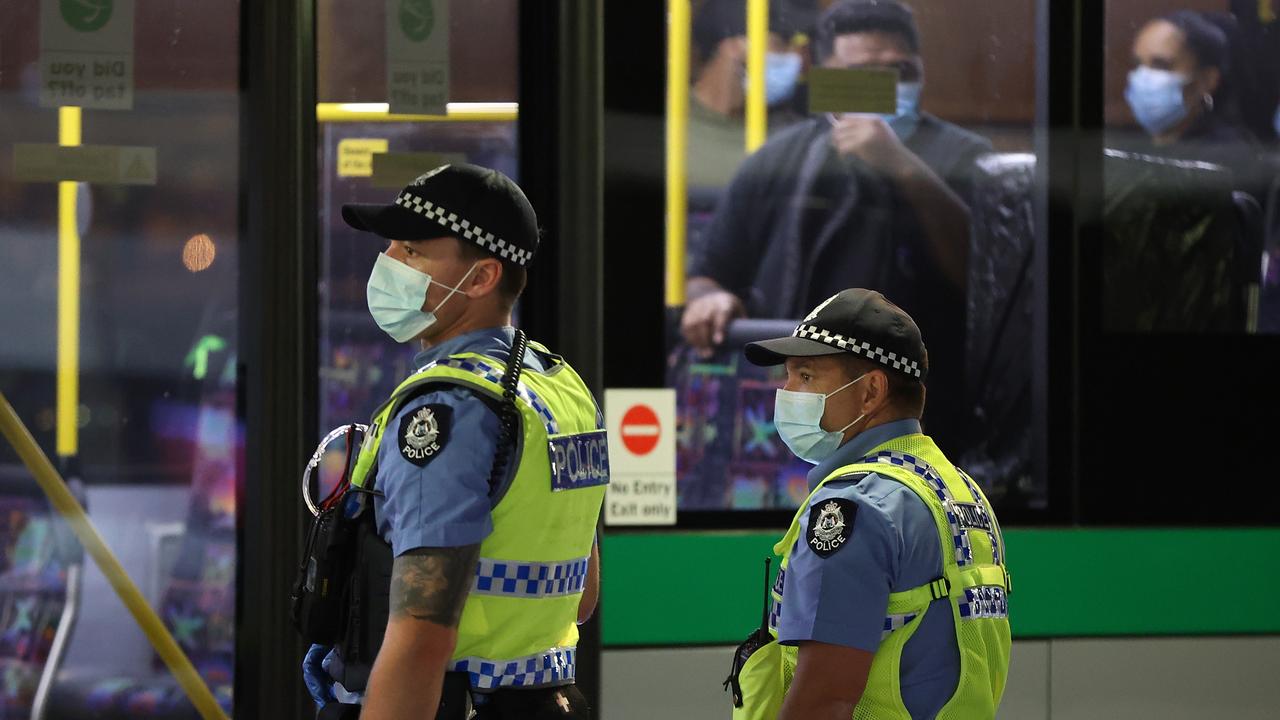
(773, 374), (866, 464)
(365, 253), (477, 343)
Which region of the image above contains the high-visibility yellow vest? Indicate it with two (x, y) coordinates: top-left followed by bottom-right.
(734, 431), (1011, 719)
(350, 341), (608, 690)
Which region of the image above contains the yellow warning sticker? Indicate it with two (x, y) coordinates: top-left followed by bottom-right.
(337, 138), (389, 177)
(371, 151), (466, 188)
(807, 67), (898, 115)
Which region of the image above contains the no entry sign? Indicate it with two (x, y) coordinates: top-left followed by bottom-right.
(620, 404), (661, 456)
(604, 389), (676, 526)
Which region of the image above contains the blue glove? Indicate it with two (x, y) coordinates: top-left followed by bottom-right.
(302, 643), (336, 708)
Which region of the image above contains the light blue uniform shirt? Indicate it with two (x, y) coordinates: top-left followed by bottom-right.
(776, 419), (959, 719)
(374, 326), (544, 556)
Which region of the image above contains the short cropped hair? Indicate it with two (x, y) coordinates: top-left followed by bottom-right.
(813, 0), (920, 64)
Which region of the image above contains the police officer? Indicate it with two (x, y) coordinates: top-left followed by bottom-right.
(302, 164), (604, 719)
(729, 288), (1010, 719)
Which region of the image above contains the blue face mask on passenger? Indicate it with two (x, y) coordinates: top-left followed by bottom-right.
(880, 81), (923, 139)
(743, 51), (803, 106)
(366, 253), (476, 343)
(1124, 66), (1190, 136)
(773, 373), (867, 464)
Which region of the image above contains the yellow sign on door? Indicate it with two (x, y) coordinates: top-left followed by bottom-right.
(337, 138), (389, 177)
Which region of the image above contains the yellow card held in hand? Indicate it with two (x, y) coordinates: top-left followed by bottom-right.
(807, 67), (898, 115)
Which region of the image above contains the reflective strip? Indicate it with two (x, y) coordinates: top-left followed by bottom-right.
(861, 451), (973, 566)
(958, 586), (1008, 620)
(472, 556), (590, 598)
(451, 647), (576, 690)
(956, 469), (1003, 566)
(881, 613), (919, 640)
(429, 356), (560, 434)
(768, 567), (785, 632)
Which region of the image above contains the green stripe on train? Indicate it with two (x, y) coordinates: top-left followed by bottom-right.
(600, 529), (1280, 646)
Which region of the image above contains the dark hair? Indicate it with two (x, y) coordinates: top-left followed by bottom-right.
(456, 240), (528, 309)
(1160, 11), (1229, 73)
(692, 0), (805, 60)
(842, 355), (926, 418)
(813, 0), (919, 65)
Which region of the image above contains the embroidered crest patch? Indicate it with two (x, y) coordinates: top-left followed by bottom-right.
(806, 497), (857, 558)
(397, 404), (452, 468)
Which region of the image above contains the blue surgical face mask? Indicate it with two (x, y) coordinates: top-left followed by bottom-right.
(880, 81), (923, 139)
(1125, 66), (1190, 136)
(366, 252), (476, 343)
(745, 51), (803, 106)
(773, 373), (867, 464)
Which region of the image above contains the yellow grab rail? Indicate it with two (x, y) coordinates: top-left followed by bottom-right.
(57, 107), (81, 458)
(666, 0), (692, 308)
(0, 392), (230, 720)
(745, 0), (768, 153)
(317, 101), (517, 123)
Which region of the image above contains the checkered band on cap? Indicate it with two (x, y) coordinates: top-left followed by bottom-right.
(793, 324), (923, 378)
(395, 193), (534, 266)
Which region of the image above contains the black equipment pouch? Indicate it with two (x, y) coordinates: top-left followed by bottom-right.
(723, 557), (775, 708)
(336, 513), (394, 692)
(291, 503), (357, 645)
(436, 672), (474, 720)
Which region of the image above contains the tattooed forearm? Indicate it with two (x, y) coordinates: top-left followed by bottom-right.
(389, 544), (480, 627)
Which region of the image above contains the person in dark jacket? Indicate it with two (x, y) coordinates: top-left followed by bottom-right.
(680, 0), (990, 449)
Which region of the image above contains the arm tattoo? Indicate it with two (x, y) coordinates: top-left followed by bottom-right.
(389, 544), (480, 627)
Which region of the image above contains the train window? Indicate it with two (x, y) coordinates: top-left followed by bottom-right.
(667, 0), (1046, 518)
(314, 0), (522, 440)
(0, 1), (242, 714)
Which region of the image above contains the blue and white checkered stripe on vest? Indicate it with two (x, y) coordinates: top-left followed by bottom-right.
(958, 586), (1008, 620)
(472, 556), (591, 598)
(882, 612), (919, 640)
(451, 647), (576, 690)
(956, 468), (1004, 566)
(860, 451), (974, 566)
(427, 356), (560, 434)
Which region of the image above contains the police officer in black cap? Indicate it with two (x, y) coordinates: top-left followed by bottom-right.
(299, 164), (605, 719)
(728, 288), (1009, 718)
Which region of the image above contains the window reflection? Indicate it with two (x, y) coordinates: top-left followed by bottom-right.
(0, 1), (241, 716)
(1105, 3), (1280, 334)
(671, 0), (1042, 513)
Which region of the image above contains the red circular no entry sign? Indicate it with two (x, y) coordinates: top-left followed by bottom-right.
(620, 404), (661, 456)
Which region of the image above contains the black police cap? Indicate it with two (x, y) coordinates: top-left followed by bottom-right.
(744, 288), (928, 381)
(342, 163), (539, 267)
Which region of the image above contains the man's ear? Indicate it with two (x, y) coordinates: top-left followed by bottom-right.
(864, 369), (891, 414)
(468, 257), (503, 298)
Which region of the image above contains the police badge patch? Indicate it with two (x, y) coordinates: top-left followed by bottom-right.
(806, 498), (857, 558)
(397, 404), (452, 468)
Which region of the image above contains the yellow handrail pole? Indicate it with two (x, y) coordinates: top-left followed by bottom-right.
(57, 107), (81, 458)
(666, 0), (691, 308)
(0, 392), (230, 720)
(745, 0), (768, 152)
(315, 102), (518, 123)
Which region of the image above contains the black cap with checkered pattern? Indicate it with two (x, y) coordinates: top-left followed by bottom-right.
(743, 288), (928, 381)
(341, 163), (539, 267)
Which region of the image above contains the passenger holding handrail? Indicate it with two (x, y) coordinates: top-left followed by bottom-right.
(681, 0), (991, 450)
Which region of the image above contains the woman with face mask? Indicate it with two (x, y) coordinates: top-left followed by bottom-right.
(1123, 11), (1258, 161)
